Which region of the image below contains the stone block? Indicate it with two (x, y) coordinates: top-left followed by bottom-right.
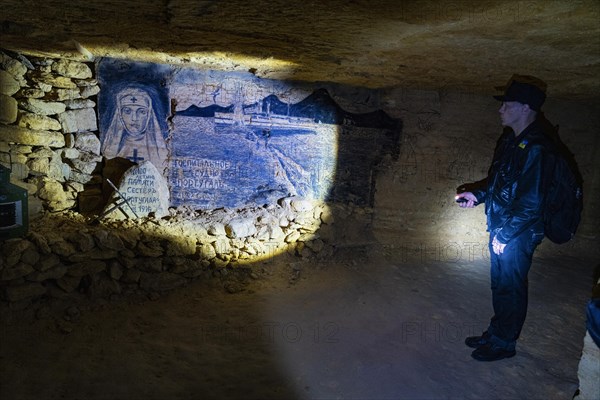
(34, 253), (60, 271)
(278, 217), (289, 227)
(1, 262), (34, 281)
(66, 260), (107, 277)
(18, 112), (62, 131)
(102, 161), (170, 219)
(166, 257), (192, 273)
(139, 272), (187, 292)
(80, 85), (100, 98)
(58, 108), (97, 133)
(64, 132), (75, 148)
(1, 57), (28, 79)
(68, 170), (95, 184)
(268, 224), (285, 240)
(73, 131), (100, 154)
(212, 258), (229, 268)
(19, 98), (66, 115)
(38, 179), (67, 202)
(74, 78), (98, 87)
(4, 283), (46, 302)
(65, 181), (86, 193)
(108, 261), (123, 280)
(285, 230), (301, 243)
(70, 154), (99, 174)
(56, 275), (81, 293)
(26, 265), (67, 282)
(26, 156), (50, 176)
(320, 207), (335, 224)
(51, 59), (93, 79)
(208, 222), (227, 236)
(213, 238), (231, 255)
(226, 217), (257, 238)
(45, 88), (81, 101)
(29, 73), (77, 89)
(0, 94), (17, 124)
(50, 155), (69, 181)
(64, 230), (94, 252)
(20, 246), (40, 265)
(165, 235), (197, 256)
(136, 241), (163, 257)
(28, 232), (52, 255)
(0, 70), (20, 95)
(67, 249), (118, 262)
(121, 268), (141, 283)
(50, 240), (76, 257)
(291, 197), (315, 212)
(1, 239), (32, 263)
(30, 147), (53, 159)
(61, 148), (80, 159)
(93, 229), (125, 251)
(0, 151), (26, 165)
(47, 199), (76, 212)
(0, 125), (65, 147)
(16, 88), (45, 98)
(88, 274), (121, 298)
(255, 225), (270, 241)
(11, 144), (32, 154)
(64, 99), (95, 109)
(199, 243), (217, 259)
(137, 258), (162, 272)
(35, 82), (52, 92)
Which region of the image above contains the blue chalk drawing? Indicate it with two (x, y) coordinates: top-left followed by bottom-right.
(98, 59), (401, 210)
(170, 82), (400, 209)
(98, 60), (170, 171)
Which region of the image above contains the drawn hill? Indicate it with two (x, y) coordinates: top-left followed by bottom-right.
(177, 88), (400, 130)
(177, 104), (234, 117)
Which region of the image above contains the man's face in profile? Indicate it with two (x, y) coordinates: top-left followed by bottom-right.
(499, 101), (526, 129)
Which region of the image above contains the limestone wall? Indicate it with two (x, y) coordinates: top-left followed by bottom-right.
(2, 48), (599, 307)
(373, 87), (600, 262)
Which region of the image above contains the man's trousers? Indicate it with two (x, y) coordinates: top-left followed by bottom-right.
(487, 227), (544, 350)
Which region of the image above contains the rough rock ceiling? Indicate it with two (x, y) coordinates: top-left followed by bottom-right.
(2, 0), (599, 100)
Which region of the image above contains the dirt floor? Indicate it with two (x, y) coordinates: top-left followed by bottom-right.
(0, 245), (595, 400)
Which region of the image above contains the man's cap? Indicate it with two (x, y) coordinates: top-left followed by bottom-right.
(493, 79), (546, 111)
(494, 74), (547, 92)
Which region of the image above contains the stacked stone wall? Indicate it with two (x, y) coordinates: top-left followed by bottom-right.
(1, 50), (102, 214)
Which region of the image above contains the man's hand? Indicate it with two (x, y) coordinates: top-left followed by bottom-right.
(455, 192), (478, 208)
(492, 235), (506, 255)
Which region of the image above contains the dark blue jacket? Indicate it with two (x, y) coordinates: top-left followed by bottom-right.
(472, 120), (554, 243)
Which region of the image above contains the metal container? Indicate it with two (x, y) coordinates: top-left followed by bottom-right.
(0, 163), (29, 240)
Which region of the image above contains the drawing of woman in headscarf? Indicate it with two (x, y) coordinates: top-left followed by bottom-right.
(101, 86), (168, 170)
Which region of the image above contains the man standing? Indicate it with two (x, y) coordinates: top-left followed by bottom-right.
(456, 78), (553, 361)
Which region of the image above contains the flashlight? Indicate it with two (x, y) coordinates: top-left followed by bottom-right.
(455, 195), (478, 205)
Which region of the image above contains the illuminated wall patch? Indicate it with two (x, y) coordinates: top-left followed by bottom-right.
(98, 58), (401, 209)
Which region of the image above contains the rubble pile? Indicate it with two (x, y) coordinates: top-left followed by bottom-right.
(0, 196), (338, 304)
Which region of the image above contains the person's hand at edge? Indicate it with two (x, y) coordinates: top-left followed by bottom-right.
(456, 192), (478, 208)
